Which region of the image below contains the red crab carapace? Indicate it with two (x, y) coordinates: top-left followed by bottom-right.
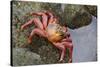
(21, 11), (73, 63)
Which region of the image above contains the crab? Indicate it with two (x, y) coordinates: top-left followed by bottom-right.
(21, 11), (73, 63)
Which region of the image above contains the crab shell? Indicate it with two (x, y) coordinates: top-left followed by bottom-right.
(46, 23), (66, 42)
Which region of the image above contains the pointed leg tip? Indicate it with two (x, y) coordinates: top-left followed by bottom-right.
(28, 38), (32, 44)
(21, 26), (24, 31)
(68, 59), (72, 63)
(58, 59), (64, 63)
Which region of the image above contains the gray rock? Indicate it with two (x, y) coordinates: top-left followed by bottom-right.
(84, 5), (97, 17)
(12, 48), (42, 66)
(64, 4), (92, 29)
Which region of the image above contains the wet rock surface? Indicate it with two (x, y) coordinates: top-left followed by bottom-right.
(11, 1), (97, 66)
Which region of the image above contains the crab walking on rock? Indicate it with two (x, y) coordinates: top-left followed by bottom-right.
(21, 11), (73, 63)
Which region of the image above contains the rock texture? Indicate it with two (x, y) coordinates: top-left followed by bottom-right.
(12, 48), (42, 66)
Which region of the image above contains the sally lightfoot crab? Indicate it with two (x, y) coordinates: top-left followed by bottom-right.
(21, 11), (73, 63)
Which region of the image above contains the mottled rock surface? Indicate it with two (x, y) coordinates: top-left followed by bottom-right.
(64, 4), (92, 29)
(12, 48), (42, 66)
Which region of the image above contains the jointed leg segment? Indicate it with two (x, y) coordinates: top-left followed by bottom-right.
(28, 28), (46, 44)
(31, 12), (48, 29)
(53, 41), (73, 63)
(21, 18), (44, 30)
(53, 42), (66, 62)
(62, 42), (73, 63)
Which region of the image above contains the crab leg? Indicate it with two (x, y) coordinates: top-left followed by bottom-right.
(33, 18), (44, 30)
(21, 18), (34, 30)
(44, 11), (58, 24)
(31, 12), (48, 30)
(28, 28), (46, 44)
(61, 38), (72, 42)
(62, 30), (72, 42)
(45, 11), (54, 23)
(62, 34), (72, 42)
(62, 42), (73, 63)
(53, 42), (66, 62)
(21, 18), (44, 30)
